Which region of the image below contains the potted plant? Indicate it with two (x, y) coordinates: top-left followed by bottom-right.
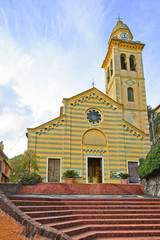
(119, 173), (131, 185)
(62, 169), (79, 184)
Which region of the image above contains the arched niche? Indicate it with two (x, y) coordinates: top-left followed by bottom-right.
(83, 129), (107, 146)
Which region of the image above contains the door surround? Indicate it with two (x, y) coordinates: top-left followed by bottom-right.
(46, 157), (61, 183)
(86, 156), (104, 183)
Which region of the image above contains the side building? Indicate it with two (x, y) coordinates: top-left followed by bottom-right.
(0, 141), (11, 183)
(27, 20), (150, 184)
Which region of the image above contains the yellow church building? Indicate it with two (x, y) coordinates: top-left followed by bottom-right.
(27, 20), (150, 184)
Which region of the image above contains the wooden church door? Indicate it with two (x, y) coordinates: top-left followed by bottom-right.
(48, 158), (60, 182)
(128, 162), (139, 183)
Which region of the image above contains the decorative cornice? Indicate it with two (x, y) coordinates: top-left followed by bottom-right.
(123, 124), (144, 139)
(70, 92), (118, 110)
(122, 119), (149, 139)
(83, 148), (106, 153)
(102, 38), (145, 68)
(36, 119), (65, 135)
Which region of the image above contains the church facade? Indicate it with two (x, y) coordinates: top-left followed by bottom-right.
(27, 20), (150, 184)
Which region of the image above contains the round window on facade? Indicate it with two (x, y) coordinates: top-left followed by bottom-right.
(86, 109), (102, 125)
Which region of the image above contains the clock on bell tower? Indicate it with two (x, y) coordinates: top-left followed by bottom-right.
(102, 20), (149, 134)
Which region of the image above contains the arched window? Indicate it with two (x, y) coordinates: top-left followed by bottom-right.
(128, 87), (134, 101)
(107, 67), (110, 83)
(110, 60), (113, 76)
(130, 55), (136, 71)
(120, 54), (127, 70)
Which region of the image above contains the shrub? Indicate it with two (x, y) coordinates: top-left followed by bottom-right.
(21, 173), (43, 185)
(136, 143), (160, 179)
(119, 173), (131, 179)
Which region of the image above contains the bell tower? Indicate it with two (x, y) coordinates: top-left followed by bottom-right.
(102, 20), (149, 134)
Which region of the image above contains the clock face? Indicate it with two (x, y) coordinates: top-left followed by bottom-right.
(121, 32), (128, 40)
(86, 109), (102, 125)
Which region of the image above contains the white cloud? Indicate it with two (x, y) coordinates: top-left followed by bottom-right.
(0, 4), (106, 157)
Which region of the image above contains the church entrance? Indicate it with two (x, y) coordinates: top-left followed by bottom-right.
(87, 157), (103, 183)
(48, 158), (60, 182)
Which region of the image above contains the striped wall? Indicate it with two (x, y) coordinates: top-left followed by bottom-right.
(27, 88), (150, 183)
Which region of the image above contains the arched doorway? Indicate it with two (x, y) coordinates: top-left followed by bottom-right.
(82, 129), (107, 183)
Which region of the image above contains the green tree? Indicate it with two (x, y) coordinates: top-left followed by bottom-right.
(8, 150), (39, 183)
(21, 150), (39, 174)
(8, 154), (23, 174)
(147, 105), (155, 121)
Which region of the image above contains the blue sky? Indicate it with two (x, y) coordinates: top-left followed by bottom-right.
(0, 0), (159, 157)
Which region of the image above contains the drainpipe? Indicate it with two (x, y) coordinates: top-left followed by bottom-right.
(151, 112), (156, 145)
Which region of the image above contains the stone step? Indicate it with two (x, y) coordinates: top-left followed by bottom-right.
(21, 207), (160, 215)
(11, 199), (160, 206)
(94, 238), (160, 240)
(44, 218), (160, 230)
(10, 196), (160, 239)
(9, 196), (160, 202)
(62, 224), (160, 237)
(95, 238), (160, 240)
(17, 204), (160, 212)
(71, 230), (160, 240)
(19, 205), (160, 215)
(27, 211), (160, 220)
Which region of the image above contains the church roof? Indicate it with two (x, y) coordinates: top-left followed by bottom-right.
(63, 87), (123, 108)
(111, 20), (130, 35)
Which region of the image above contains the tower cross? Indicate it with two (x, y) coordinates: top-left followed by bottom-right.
(92, 80), (95, 88)
(116, 14), (122, 21)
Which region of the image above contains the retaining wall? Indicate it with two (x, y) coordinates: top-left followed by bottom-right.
(142, 175), (160, 196)
(0, 180), (22, 195)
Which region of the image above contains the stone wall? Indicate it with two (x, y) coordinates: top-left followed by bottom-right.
(0, 189), (70, 240)
(141, 175), (160, 196)
(0, 179), (22, 195)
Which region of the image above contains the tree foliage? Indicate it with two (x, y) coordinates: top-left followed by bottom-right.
(136, 143), (160, 179)
(8, 150), (39, 182)
(147, 105), (155, 121)
(21, 150), (39, 174)
(21, 172), (43, 185)
(8, 154), (23, 175)
(147, 105), (160, 144)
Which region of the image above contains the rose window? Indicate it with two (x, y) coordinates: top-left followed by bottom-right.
(86, 109), (102, 125)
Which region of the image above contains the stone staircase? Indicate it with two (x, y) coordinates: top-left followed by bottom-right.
(8, 196), (160, 239)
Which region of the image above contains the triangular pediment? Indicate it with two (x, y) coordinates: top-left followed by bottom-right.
(27, 114), (66, 132)
(63, 87), (123, 108)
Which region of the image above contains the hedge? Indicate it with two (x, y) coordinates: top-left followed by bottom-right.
(136, 143), (160, 179)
